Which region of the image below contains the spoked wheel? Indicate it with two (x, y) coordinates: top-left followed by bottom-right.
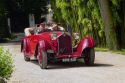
(38, 47), (48, 69)
(23, 41), (30, 61)
(83, 48), (95, 66)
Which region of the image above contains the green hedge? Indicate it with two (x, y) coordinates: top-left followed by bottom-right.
(0, 47), (14, 79)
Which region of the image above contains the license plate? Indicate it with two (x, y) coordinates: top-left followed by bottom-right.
(62, 58), (76, 62)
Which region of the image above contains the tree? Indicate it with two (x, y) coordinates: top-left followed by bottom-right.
(48, 0), (124, 50)
(0, 0), (11, 37)
(4, 0), (48, 32)
(98, 0), (119, 50)
(51, 0), (106, 47)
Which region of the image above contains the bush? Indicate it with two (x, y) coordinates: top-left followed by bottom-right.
(0, 47), (14, 79)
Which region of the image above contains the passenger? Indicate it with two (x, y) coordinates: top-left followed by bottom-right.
(51, 22), (58, 31)
(73, 33), (80, 47)
(48, 22), (64, 31)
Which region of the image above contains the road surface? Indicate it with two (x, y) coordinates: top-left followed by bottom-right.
(1, 43), (125, 83)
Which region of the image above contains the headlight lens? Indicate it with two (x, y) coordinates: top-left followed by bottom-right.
(50, 33), (57, 40)
(74, 33), (80, 40)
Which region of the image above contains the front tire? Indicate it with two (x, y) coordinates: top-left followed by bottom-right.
(83, 48), (95, 66)
(38, 47), (47, 69)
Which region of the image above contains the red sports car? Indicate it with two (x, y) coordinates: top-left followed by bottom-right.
(21, 26), (95, 69)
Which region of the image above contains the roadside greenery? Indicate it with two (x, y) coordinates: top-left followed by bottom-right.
(95, 48), (108, 52)
(112, 49), (125, 55)
(0, 0), (48, 40)
(95, 47), (125, 55)
(50, 0), (106, 47)
(0, 33), (17, 43)
(0, 0), (124, 51)
(50, 0), (124, 50)
(0, 47), (14, 79)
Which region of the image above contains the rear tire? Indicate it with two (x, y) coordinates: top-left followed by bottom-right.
(83, 48), (95, 66)
(24, 55), (30, 61)
(23, 41), (30, 61)
(23, 51), (30, 61)
(38, 47), (47, 69)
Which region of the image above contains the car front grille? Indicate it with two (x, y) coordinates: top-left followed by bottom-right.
(58, 33), (72, 54)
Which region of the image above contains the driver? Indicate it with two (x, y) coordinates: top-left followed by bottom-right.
(37, 23), (46, 33)
(24, 23), (45, 36)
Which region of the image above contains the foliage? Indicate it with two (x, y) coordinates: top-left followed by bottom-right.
(0, 0), (6, 29)
(112, 49), (125, 55)
(95, 47), (125, 55)
(51, 0), (106, 47)
(50, 0), (124, 50)
(0, 47), (14, 79)
(0, 0), (11, 38)
(0, 0), (49, 39)
(95, 47), (108, 52)
(11, 0), (48, 16)
(0, 0), (6, 17)
(0, 0), (124, 50)
(110, 0), (125, 49)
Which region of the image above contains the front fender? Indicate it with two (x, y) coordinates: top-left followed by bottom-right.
(38, 40), (50, 51)
(76, 36), (95, 55)
(82, 37), (95, 50)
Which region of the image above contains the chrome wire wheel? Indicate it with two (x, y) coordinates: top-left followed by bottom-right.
(38, 46), (47, 69)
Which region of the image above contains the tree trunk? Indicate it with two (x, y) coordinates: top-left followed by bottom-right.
(98, 0), (118, 50)
(119, 0), (125, 48)
(123, 0), (125, 29)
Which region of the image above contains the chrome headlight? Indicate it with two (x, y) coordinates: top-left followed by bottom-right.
(50, 33), (57, 40)
(74, 33), (80, 40)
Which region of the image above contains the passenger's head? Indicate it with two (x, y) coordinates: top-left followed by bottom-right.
(51, 22), (58, 31)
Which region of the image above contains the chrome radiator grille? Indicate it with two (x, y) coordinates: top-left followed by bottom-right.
(58, 33), (72, 54)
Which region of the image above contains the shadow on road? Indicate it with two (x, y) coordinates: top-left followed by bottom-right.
(30, 60), (113, 70)
(47, 62), (114, 70)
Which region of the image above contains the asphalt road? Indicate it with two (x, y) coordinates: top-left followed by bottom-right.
(1, 43), (125, 83)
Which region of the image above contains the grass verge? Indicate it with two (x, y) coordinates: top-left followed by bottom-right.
(95, 47), (108, 52)
(95, 47), (125, 55)
(111, 49), (125, 55)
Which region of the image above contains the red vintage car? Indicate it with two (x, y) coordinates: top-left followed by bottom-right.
(21, 25), (95, 69)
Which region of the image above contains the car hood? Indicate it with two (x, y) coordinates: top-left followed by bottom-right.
(38, 31), (65, 41)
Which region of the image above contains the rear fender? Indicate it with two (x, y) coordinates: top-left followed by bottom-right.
(21, 39), (27, 52)
(21, 38), (31, 54)
(21, 40), (23, 52)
